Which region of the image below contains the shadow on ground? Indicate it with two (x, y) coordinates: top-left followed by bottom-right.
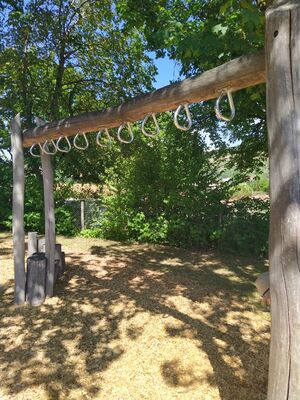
(0, 240), (270, 400)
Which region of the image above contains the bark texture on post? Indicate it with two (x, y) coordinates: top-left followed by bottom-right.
(10, 114), (26, 304)
(266, 1), (300, 399)
(22, 51), (266, 147)
(37, 118), (56, 297)
(80, 200), (85, 231)
(28, 232), (38, 256)
(26, 253), (47, 306)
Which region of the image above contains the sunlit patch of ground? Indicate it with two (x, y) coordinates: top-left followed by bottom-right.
(0, 233), (270, 400)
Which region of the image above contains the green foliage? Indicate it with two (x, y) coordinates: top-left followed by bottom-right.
(249, 175), (269, 193)
(232, 182), (253, 198)
(0, 0), (156, 233)
(98, 116), (230, 249)
(55, 206), (78, 237)
(128, 212), (168, 244)
(0, 1), (271, 258)
(117, 0), (268, 173)
(100, 195), (132, 241)
(218, 198), (269, 256)
(24, 211), (43, 232)
(79, 229), (103, 239)
(0, 159), (12, 230)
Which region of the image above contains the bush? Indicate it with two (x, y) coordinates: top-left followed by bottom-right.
(24, 211), (44, 232)
(128, 212), (168, 244)
(232, 182), (253, 198)
(166, 216), (206, 248)
(218, 198), (269, 256)
(55, 205), (79, 236)
(249, 176), (269, 193)
(80, 228), (103, 238)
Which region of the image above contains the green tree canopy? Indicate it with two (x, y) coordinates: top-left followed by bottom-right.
(116, 0), (268, 174)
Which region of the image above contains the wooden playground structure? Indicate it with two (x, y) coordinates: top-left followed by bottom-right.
(9, 1), (300, 398)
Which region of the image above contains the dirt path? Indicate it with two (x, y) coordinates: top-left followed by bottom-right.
(0, 234), (270, 400)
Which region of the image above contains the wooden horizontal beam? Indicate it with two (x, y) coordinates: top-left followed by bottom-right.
(22, 50), (266, 147)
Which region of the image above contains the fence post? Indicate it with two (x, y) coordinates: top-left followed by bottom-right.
(266, 1), (300, 398)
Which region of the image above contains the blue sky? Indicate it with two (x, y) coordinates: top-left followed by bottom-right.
(151, 54), (181, 89)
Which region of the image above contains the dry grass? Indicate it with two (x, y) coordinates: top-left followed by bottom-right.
(0, 233), (270, 400)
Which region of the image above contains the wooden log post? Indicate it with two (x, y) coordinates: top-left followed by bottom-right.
(22, 51), (266, 147)
(37, 238), (45, 252)
(26, 253), (47, 306)
(10, 114), (26, 304)
(80, 200), (85, 231)
(28, 232), (38, 256)
(266, 1), (300, 399)
(36, 118), (56, 297)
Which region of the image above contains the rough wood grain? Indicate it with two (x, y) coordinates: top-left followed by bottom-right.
(80, 200), (85, 231)
(22, 51), (265, 147)
(37, 118), (56, 297)
(37, 238), (45, 252)
(26, 253), (47, 306)
(61, 251), (66, 273)
(28, 232), (38, 256)
(266, 1), (300, 399)
(55, 244), (63, 276)
(10, 114), (26, 304)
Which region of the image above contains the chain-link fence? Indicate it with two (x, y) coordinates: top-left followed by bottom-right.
(65, 199), (105, 230)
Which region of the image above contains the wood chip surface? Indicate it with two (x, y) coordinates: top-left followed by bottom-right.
(0, 234), (270, 400)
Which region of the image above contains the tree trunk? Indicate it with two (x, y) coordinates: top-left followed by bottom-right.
(50, 44), (66, 119)
(266, 1), (300, 399)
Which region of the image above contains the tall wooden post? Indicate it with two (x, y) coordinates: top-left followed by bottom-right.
(266, 1), (300, 399)
(36, 118), (56, 297)
(80, 200), (85, 230)
(10, 114), (26, 304)
(28, 232), (38, 256)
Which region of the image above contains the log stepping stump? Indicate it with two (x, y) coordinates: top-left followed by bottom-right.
(26, 252), (47, 306)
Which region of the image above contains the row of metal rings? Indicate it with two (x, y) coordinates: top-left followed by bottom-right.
(30, 90), (235, 157)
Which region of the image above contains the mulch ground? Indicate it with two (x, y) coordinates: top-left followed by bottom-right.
(0, 233), (270, 400)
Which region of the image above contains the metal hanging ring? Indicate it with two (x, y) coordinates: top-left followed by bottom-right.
(117, 123), (134, 144)
(41, 139), (57, 155)
(56, 136), (72, 153)
(29, 143), (43, 158)
(215, 90), (235, 122)
(141, 113), (160, 138)
(174, 104), (192, 131)
(96, 129), (112, 147)
(73, 132), (89, 150)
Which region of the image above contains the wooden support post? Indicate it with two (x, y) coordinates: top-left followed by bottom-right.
(26, 253), (47, 306)
(266, 1), (300, 399)
(10, 114), (26, 304)
(37, 238), (45, 252)
(28, 232), (38, 256)
(37, 118), (56, 297)
(80, 200), (85, 231)
(54, 243), (63, 278)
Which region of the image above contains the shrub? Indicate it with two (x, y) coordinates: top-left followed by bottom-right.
(232, 182), (253, 198)
(24, 211), (43, 232)
(79, 228), (103, 238)
(55, 205), (78, 236)
(128, 212), (168, 244)
(218, 198), (269, 256)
